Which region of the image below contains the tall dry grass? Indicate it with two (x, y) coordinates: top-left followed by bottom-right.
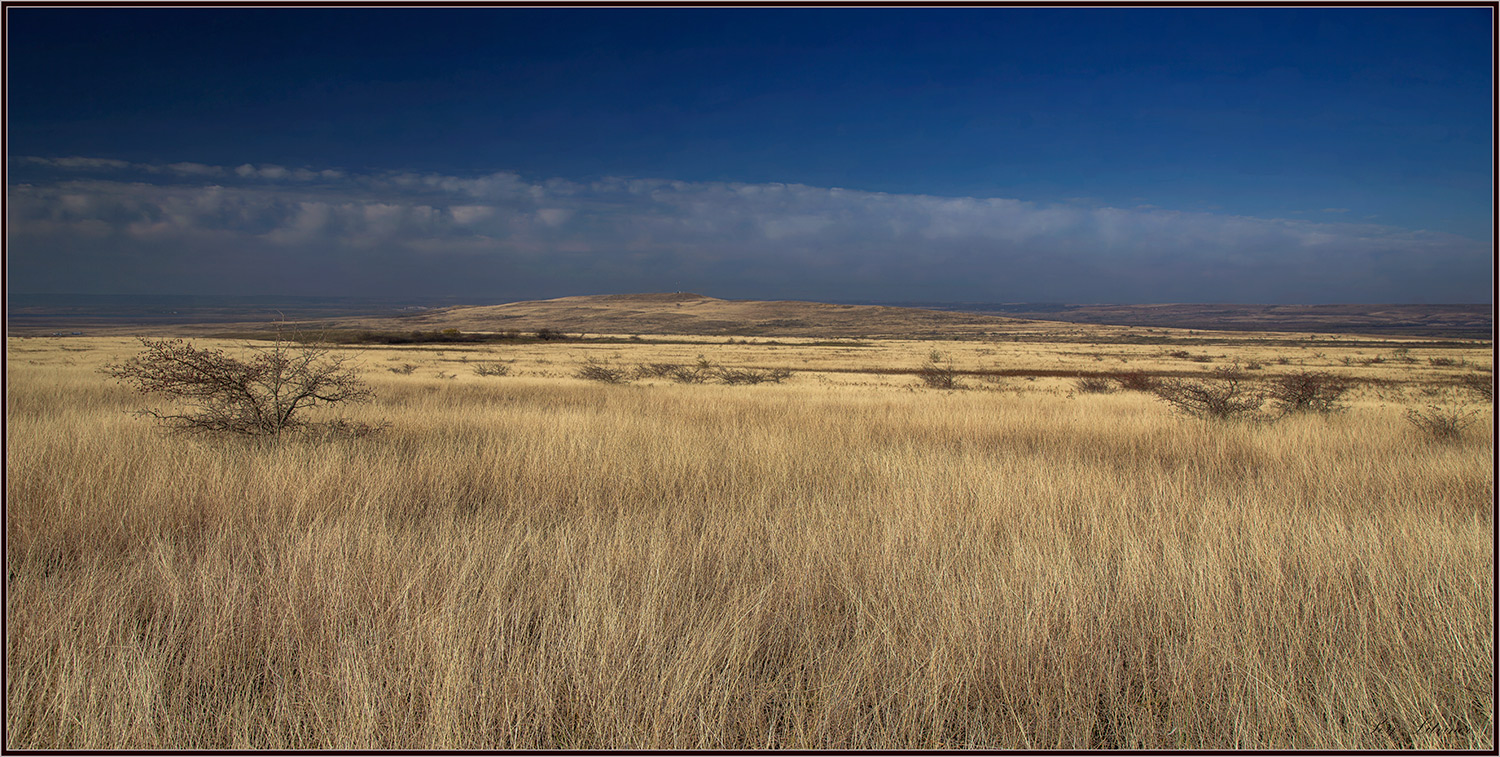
(5, 344), (1493, 749)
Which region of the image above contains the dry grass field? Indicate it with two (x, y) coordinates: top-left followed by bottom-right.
(5, 325), (1493, 749)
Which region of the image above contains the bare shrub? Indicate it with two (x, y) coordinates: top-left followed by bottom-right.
(1114, 371), (1159, 392)
(669, 357), (715, 384)
(1404, 403), (1480, 442)
(635, 362), (682, 379)
(1428, 356), (1460, 367)
(716, 366), (792, 385)
(1458, 373), (1493, 402)
(1270, 371), (1352, 414)
(576, 358), (629, 384)
(472, 362), (511, 377)
(388, 363), (418, 375)
(1151, 365), (1265, 420)
(1073, 376), (1116, 394)
(103, 335), (375, 437)
(918, 352), (963, 390)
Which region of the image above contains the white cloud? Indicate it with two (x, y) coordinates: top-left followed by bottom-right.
(6, 156), (1492, 303)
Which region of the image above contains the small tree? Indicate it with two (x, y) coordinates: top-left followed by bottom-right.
(1151, 365), (1265, 420)
(104, 335), (375, 437)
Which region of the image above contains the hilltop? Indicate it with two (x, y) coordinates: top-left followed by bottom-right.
(326, 293), (1034, 340)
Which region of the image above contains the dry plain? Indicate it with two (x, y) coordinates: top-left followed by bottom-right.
(5, 303), (1494, 749)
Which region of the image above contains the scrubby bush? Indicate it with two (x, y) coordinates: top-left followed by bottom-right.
(1269, 371), (1351, 414)
(670, 358), (715, 384)
(1073, 376), (1116, 394)
(388, 363), (418, 375)
(1151, 365), (1265, 420)
(1113, 371), (1159, 392)
(104, 334), (377, 437)
(918, 352), (963, 390)
(1458, 372), (1493, 402)
(576, 358), (629, 384)
(635, 362), (683, 379)
(1404, 403), (1480, 442)
(473, 362), (511, 377)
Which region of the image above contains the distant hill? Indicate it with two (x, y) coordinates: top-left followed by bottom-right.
(7, 293), (1491, 341)
(348, 293), (1029, 339)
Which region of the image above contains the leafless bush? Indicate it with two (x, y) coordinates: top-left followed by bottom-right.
(635, 362), (682, 379)
(918, 352), (964, 390)
(716, 368), (770, 385)
(1404, 403), (1480, 442)
(717, 366), (793, 385)
(576, 358), (629, 384)
(103, 335), (375, 437)
(669, 358), (715, 384)
(1269, 371), (1351, 414)
(472, 362), (511, 377)
(1073, 376), (1116, 394)
(1458, 373), (1493, 402)
(1114, 371), (1159, 392)
(1151, 365), (1266, 420)
(388, 363), (418, 375)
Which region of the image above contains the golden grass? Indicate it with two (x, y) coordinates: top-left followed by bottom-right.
(5, 335), (1494, 749)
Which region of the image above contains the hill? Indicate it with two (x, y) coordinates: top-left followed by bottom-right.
(325, 293), (1034, 340)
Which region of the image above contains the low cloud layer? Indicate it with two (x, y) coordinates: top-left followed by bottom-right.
(8, 157), (1492, 303)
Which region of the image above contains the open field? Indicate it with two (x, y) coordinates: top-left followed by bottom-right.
(5, 326), (1494, 749)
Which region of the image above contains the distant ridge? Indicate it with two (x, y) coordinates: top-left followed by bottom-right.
(378, 293), (1027, 339)
(7, 293), (1490, 341)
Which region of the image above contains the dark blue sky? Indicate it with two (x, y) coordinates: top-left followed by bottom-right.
(6, 7), (1493, 303)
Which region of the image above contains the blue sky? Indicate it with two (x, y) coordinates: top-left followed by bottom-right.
(6, 7), (1493, 303)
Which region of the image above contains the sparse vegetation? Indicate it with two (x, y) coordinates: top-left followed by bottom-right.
(1269, 370), (1351, 414)
(917, 351), (963, 390)
(472, 361), (511, 377)
(1459, 372), (1494, 402)
(1113, 370), (1159, 392)
(575, 357), (629, 383)
(1073, 376), (1116, 394)
(1404, 401), (1482, 442)
(102, 335), (375, 437)
(1150, 365), (1266, 420)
